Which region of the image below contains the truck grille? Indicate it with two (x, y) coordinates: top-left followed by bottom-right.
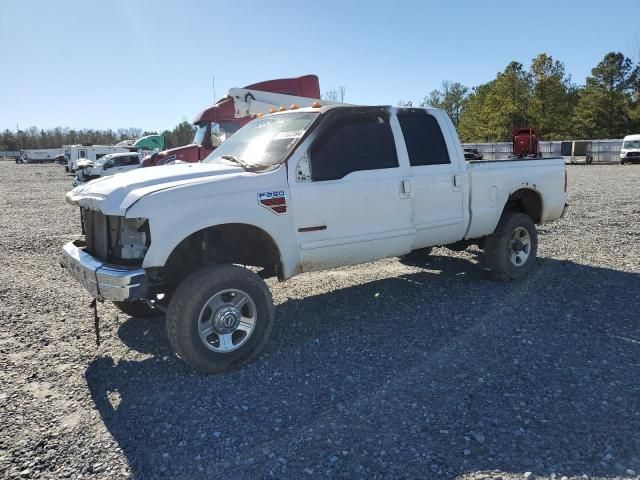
(626, 152), (640, 158)
(82, 208), (109, 261)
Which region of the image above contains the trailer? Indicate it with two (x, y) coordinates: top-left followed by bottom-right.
(18, 148), (65, 164)
(560, 140), (593, 165)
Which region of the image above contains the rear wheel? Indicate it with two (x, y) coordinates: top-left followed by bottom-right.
(166, 264), (274, 373)
(484, 212), (538, 280)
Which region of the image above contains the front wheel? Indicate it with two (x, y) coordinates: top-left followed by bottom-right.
(166, 264), (274, 373)
(484, 212), (538, 280)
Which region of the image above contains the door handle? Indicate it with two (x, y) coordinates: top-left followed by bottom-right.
(453, 175), (462, 188)
(401, 179), (412, 194)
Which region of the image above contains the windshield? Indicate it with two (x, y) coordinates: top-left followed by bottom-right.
(623, 140), (640, 149)
(193, 123), (208, 145)
(193, 122), (243, 147)
(202, 112), (319, 168)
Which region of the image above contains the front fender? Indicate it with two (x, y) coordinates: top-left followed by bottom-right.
(129, 196), (300, 280)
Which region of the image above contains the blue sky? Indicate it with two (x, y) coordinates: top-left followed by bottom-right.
(1, 0), (638, 132)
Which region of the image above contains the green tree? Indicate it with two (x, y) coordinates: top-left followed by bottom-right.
(171, 121), (196, 147)
(572, 52), (639, 138)
(458, 62), (532, 142)
(422, 81), (469, 127)
(528, 53), (577, 139)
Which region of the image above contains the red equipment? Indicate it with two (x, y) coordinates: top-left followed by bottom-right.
(143, 75), (321, 167)
(512, 127), (542, 158)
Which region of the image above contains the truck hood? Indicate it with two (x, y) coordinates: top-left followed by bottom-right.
(66, 162), (243, 215)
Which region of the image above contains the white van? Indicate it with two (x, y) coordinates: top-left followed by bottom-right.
(620, 134), (640, 164)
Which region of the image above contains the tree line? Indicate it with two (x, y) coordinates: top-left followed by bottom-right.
(0, 121), (196, 152)
(3, 51), (639, 150)
(402, 51), (640, 142)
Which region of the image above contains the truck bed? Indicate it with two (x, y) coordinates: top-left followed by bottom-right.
(465, 157), (566, 239)
(466, 156), (563, 164)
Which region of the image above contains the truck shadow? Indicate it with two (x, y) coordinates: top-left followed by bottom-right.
(85, 255), (640, 479)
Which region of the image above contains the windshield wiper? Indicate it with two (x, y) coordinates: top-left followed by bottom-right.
(220, 155), (254, 170)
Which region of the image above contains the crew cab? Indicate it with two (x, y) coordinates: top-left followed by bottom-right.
(61, 105), (567, 373)
(73, 152), (142, 186)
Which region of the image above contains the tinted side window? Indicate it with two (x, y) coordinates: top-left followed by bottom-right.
(112, 157), (125, 167)
(124, 155), (139, 166)
(397, 112), (450, 166)
(310, 113), (398, 181)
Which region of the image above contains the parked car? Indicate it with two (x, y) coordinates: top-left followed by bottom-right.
(62, 104), (568, 373)
(463, 148), (483, 160)
(620, 134), (640, 164)
(73, 152), (142, 186)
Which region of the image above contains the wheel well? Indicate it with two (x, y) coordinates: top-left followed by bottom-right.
(158, 224), (283, 289)
(503, 188), (542, 224)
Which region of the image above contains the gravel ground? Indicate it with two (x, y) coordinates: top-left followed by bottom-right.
(0, 162), (639, 480)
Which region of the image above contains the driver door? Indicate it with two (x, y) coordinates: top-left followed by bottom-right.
(289, 109), (414, 271)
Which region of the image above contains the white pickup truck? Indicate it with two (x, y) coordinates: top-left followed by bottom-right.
(62, 105), (567, 373)
(73, 152), (143, 186)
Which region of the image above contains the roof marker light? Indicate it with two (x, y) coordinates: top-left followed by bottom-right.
(290, 103), (299, 109)
(279, 106), (287, 111)
(311, 101), (322, 108)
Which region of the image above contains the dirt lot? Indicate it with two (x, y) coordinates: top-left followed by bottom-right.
(0, 162), (639, 479)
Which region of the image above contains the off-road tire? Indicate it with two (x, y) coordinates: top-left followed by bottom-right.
(166, 264), (274, 374)
(484, 212), (538, 280)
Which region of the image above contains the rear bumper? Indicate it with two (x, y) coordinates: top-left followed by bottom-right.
(61, 240), (147, 301)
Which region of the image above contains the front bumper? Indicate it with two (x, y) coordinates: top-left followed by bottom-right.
(61, 240), (148, 301)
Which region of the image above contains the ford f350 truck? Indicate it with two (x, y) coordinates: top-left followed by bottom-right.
(62, 104), (568, 373)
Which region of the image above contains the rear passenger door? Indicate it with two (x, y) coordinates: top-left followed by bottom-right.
(396, 109), (465, 248)
(289, 109), (414, 271)
(121, 155), (141, 172)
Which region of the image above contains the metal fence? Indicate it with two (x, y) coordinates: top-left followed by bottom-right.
(462, 139), (624, 163)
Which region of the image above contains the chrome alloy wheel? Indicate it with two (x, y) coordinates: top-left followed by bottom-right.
(509, 226), (531, 267)
(197, 289), (257, 353)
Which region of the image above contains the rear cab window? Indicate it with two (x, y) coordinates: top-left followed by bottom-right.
(396, 110), (450, 166)
(309, 109), (398, 181)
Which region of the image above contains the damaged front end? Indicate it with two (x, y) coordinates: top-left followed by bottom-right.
(81, 209), (150, 266)
(61, 209), (151, 303)
(74, 161), (101, 185)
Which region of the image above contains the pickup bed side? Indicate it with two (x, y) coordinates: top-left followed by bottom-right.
(465, 158), (566, 239)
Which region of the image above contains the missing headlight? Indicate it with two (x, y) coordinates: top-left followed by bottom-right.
(108, 217), (150, 262)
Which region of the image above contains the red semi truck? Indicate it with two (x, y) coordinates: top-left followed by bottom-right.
(143, 75), (322, 167)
